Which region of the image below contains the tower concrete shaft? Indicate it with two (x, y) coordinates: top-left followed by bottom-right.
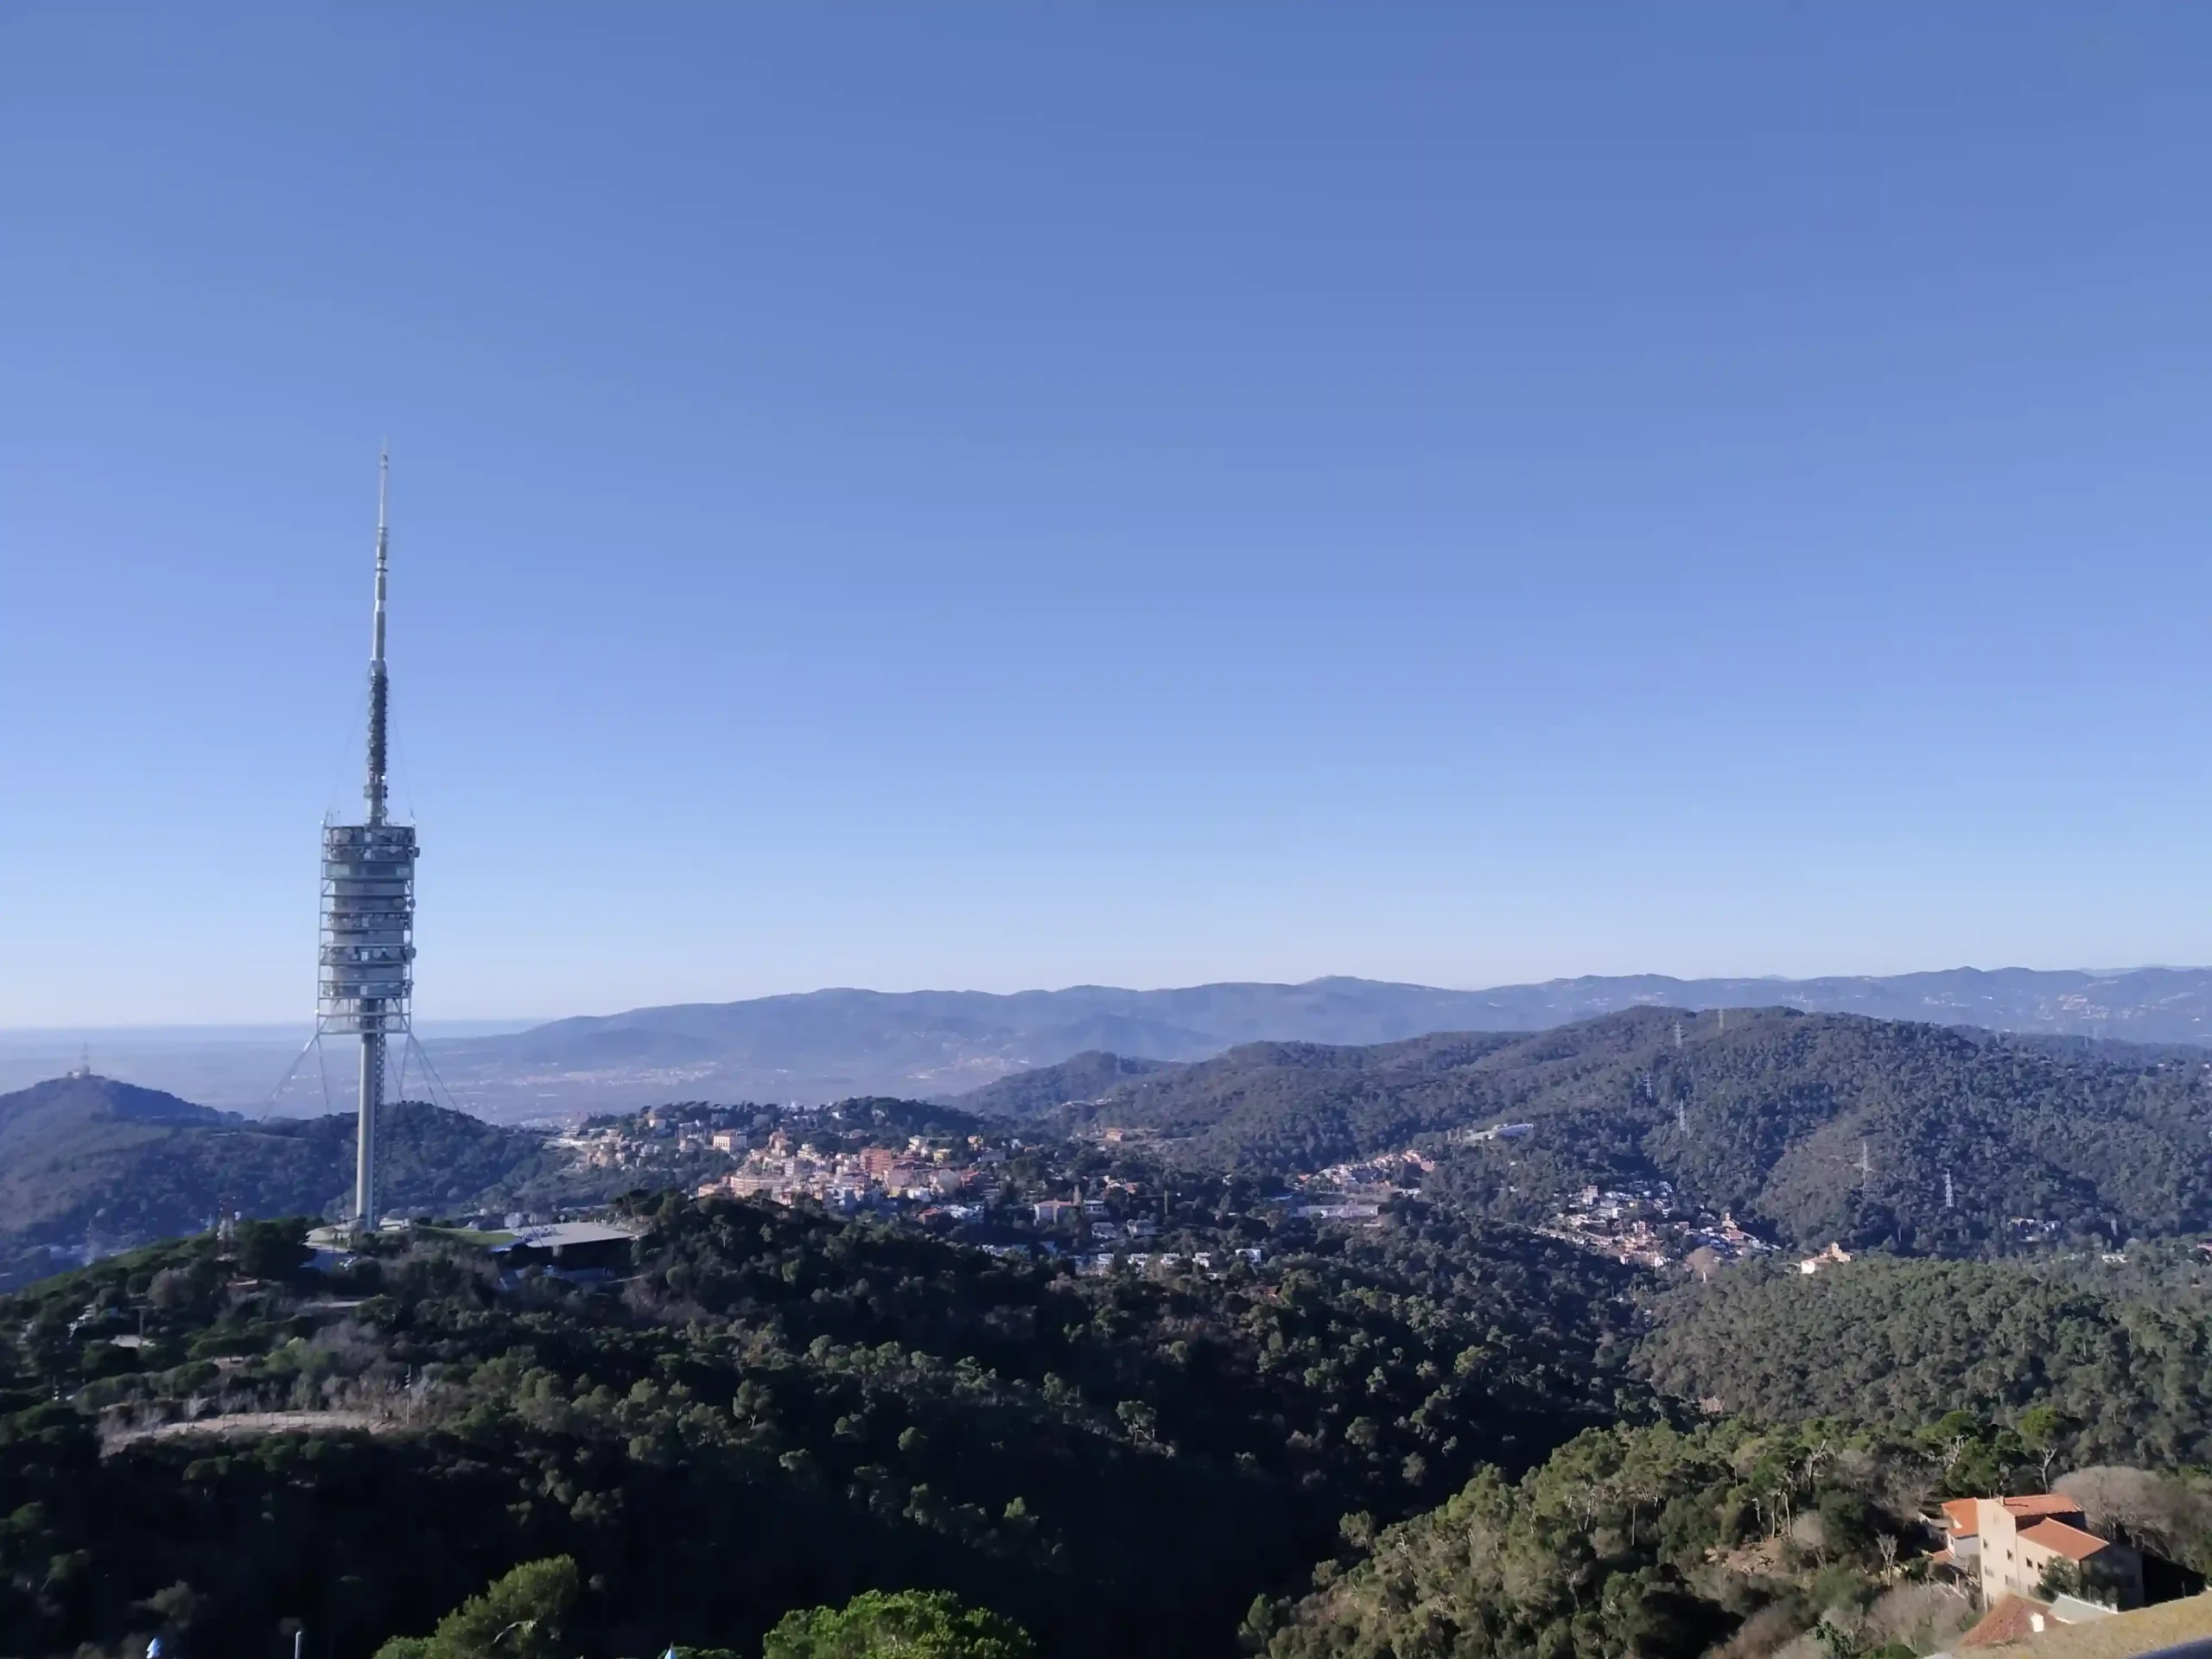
(357, 1030), (383, 1228)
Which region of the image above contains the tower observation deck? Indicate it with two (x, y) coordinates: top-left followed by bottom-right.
(318, 452), (416, 1230)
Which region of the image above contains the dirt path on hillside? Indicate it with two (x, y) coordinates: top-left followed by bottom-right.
(102, 1408), (400, 1451)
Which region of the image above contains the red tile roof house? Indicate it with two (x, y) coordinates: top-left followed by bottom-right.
(1959, 1592), (2062, 1649)
(1967, 1496), (2145, 1613)
(1936, 1498), (1986, 1574)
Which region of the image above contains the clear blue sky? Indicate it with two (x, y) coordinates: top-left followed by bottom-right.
(4, 6), (2209, 1025)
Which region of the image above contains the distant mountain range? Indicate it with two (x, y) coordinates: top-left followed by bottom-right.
(958, 1007), (2212, 1252)
(411, 966), (2212, 1120)
(10, 967), (2212, 1121)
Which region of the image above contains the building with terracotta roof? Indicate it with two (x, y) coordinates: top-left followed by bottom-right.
(1975, 1496), (2144, 1611)
(1797, 1241), (1853, 1274)
(2006, 1497), (2099, 1520)
(1935, 1498), (1985, 1573)
(1961, 1594), (2063, 1649)
(1947, 1589), (2212, 1659)
(2024, 1519), (2125, 1562)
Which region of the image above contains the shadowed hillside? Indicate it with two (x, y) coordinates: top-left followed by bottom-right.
(0, 1077), (575, 1283)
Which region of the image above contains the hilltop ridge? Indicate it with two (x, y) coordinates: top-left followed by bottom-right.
(959, 1007), (2212, 1252)
(0, 1077), (576, 1285)
(420, 966), (2212, 1119)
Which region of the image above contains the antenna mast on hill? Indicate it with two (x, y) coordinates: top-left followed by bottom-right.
(316, 451), (419, 1235)
(1859, 1137), (1872, 1190)
(1944, 1169), (1955, 1210)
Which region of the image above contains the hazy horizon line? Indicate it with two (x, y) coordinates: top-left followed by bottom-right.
(3, 961), (2202, 1039)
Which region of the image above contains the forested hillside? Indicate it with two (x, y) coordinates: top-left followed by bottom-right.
(0, 1077), (226, 1219)
(1006, 1009), (2212, 1250)
(957, 1052), (1173, 1117)
(0, 1192), (1638, 1659)
(0, 1078), (578, 1283)
(1257, 1412), (2210, 1659)
(9, 1175), (2212, 1656)
(1636, 1251), (2212, 1462)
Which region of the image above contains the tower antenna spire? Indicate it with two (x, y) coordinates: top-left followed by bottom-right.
(365, 447), (391, 826)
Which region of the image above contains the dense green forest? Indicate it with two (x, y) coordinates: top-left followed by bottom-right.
(954, 1052), (1174, 1117)
(0, 1192), (1637, 1659)
(1253, 1239), (2212, 1658)
(7, 1193), (2212, 1656)
(1013, 1009), (2212, 1250)
(375, 1567), (1037, 1659)
(1261, 1413), (2153, 1659)
(1635, 1252), (2212, 1463)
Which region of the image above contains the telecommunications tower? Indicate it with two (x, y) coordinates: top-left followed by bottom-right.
(316, 452), (417, 1231)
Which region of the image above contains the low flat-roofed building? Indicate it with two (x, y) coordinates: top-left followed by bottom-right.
(491, 1220), (644, 1273)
